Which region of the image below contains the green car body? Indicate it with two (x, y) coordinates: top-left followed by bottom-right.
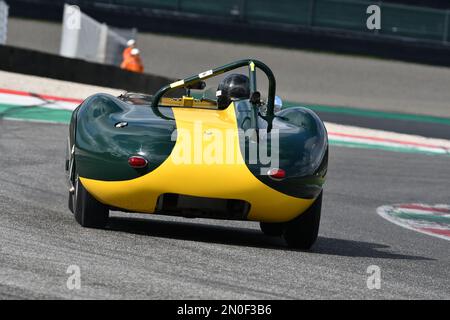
(66, 59), (328, 249)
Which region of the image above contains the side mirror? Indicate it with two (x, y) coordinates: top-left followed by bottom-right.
(274, 95), (283, 113)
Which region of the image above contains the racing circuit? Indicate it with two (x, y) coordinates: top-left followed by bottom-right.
(0, 29), (449, 299)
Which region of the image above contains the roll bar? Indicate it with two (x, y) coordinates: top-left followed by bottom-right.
(150, 59), (277, 125)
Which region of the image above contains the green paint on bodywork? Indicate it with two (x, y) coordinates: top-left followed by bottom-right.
(236, 103), (328, 199)
(0, 103), (71, 123)
(74, 94), (177, 181)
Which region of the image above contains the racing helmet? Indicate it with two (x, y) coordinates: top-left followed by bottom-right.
(216, 74), (250, 109)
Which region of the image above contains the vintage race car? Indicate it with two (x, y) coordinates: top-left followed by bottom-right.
(66, 59), (328, 249)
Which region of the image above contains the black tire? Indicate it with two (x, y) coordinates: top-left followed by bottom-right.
(260, 222), (285, 236)
(68, 191), (74, 213)
(283, 191), (322, 250)
(74, 175), (109, 229)
(66, 140), (74, 214)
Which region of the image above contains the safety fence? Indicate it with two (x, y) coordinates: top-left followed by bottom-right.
(60, 4), (136, 65)
(83, 0), (450, 45)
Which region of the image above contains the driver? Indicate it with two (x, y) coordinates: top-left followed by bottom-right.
(216, 74), (250, 109)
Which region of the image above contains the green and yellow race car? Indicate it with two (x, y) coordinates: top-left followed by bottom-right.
(65, 59), (328, 249)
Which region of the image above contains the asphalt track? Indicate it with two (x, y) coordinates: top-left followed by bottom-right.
(0, 119), (449, 299)
(1, 17), (449, 300)
(7, 17), (450, 117)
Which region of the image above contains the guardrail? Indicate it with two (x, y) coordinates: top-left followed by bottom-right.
(6, 0), (450, 67)
(71, 0), (450, 45)
(0, 45), (173, 93)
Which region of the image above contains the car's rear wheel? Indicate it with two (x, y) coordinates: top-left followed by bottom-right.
(260, 222), (285, 236)
(66, 140), (75, 214)
(68, 192), (74, 213)
(74, 175), (109, 229)
(282, 191), (322, 250)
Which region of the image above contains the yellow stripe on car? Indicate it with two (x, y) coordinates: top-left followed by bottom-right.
(80, 103), (314, 222)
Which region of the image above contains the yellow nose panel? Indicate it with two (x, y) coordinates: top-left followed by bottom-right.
(80, 104), (314, 222)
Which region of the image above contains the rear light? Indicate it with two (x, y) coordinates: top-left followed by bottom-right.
(268, 168), (286, 180)
(128, 156), (148, 168)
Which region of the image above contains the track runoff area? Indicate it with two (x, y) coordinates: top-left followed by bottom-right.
(2, 87), (450, 156)
(1, 86), (449, 242)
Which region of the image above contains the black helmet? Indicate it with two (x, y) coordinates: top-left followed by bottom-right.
(217, 74), (250, 109)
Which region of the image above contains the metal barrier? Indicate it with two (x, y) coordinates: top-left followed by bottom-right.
(4, 0), (450, 46)
(0, 45), (173, 92)
(0, 0), (8, 45)
(84, 0), (450, 45)
(60, 4), (136, 65)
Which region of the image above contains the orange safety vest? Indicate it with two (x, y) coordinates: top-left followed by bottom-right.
(120, 56), (144, 73)
(122, 47), (133, 61)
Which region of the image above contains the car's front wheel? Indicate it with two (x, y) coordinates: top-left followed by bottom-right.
(282, 191), (322, 250)
(74, 175), (109, 229)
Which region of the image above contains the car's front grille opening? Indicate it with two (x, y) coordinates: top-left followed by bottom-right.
(155, 193), (250, 220)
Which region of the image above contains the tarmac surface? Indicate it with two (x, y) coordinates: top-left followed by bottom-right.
(0, 120), (448, 299)
(1, 17), (449, 300)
